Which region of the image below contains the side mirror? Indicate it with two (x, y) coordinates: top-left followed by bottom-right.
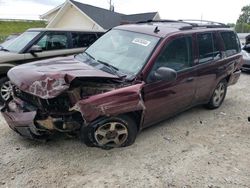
(243, 44), (250, 52)
(152, 67), (177, 82)
(29, 45), (42, 54)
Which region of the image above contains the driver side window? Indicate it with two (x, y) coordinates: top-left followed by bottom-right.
(155, 36), (193, 71)
(147, 36), (193, 82)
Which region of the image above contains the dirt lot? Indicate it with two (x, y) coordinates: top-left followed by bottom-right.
(0, 74), (249, 188)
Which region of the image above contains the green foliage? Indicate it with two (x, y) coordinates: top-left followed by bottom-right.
(237, 5), (250, 23)
(227, 23), (236, 28)
(0, 20), (46, 42)
(235, 23), (250, 33)
(235, 5), (250, 33)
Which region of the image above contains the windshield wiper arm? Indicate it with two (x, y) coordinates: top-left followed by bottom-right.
(97, 60), (119, 71)
(84, 52), (126, 79)
(97, 60), (126, 79)
(84, 51), (95, 60)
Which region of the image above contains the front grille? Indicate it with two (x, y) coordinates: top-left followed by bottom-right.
(14, 89), (71, 113)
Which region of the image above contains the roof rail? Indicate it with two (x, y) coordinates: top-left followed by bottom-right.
(136, 19), (230, 29)
(136, 19), (181, 24)
(178, 19), (230, 28)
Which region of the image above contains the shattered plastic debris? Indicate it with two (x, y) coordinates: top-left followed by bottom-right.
(220, 112), (227, 116)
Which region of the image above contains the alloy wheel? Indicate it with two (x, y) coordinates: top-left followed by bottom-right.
(212, 82), (226, 107)
(0, 81), (13, 101)
(94, 121), (128, 147)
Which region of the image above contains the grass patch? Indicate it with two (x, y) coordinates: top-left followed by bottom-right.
(0, 20), (46, 42)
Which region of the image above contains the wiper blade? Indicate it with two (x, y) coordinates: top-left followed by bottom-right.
(97, 60), (119, 71)
(84, 51), (95, 60)
(97, 60), (126, 79)
(83, 52), (126, 79)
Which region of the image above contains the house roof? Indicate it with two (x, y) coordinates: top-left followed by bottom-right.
(70, 0), (158, 29)
(122, 12), (158, 22)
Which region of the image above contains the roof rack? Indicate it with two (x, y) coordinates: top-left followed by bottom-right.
(136, 19), (230, 29)
(178, 19), (230, 28)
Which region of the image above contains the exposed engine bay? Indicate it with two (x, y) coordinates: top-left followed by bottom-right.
(3, 79), (125, 137)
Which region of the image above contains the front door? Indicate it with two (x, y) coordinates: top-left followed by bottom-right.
(142, 36), (196, 127)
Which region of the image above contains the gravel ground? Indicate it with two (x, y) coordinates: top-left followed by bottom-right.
(0, 74), (249, 188)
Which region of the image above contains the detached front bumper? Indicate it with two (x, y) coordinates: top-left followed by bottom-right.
(1, 101), (49, 140)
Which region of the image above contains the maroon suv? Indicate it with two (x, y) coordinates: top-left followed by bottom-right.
(1, 20), (243, 149)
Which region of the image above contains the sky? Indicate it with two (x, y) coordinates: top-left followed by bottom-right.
(0, 0), (249, 24)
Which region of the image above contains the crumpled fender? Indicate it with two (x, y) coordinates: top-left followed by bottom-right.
(73, 83), (145, 124)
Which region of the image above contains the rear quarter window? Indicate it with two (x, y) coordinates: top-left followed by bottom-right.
(71, 32), (97, 48)
(220, 31), (241, 57)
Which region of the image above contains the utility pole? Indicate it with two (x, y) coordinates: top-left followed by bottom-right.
(109, 0), (112, 11)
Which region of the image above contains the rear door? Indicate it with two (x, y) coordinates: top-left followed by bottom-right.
(194, 31), (241, 104)
(193, 32), (224, 104)
(143, 35), (196, 127)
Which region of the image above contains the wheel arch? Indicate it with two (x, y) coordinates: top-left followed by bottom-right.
(0, 64), (16, 78)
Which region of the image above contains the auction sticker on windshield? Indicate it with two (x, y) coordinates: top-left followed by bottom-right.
(132, 38), (151, 46)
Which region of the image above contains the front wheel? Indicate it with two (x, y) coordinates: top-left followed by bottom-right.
(81, 115), (138, 149)
(206, 80), (227, 109)
(0, 77), (13, 105)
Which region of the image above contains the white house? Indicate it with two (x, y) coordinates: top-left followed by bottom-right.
(40, 0), (160, 31)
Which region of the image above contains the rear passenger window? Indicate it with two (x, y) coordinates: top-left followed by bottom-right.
(213, 33), (221, 60)
(221, 32), (240, 57)
(198, 33), (222, 63)
(71, 33), (97, 48)
(153, 36), (193, 71)
(198, 33), (214, 63)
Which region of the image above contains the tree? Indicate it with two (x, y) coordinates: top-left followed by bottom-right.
(237, 5), (250, 24)
(227, 23), (236, 28)
(235, 5), (250, 33)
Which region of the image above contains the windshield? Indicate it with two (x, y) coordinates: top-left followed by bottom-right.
(4, 31), (40, 53)
(83, 29), (160, 76)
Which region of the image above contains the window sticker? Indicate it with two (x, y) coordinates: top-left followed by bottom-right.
(132, 38), (151, 46)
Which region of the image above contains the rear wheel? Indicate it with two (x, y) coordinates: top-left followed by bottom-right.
(0, 77), (13, 105)
(81, 115), (138, 149)
(206, 80), (227, 109)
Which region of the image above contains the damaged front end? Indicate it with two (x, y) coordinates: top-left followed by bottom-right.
(1, 74), (144, 141)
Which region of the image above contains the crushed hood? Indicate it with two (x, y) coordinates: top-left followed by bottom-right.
(8, 56), (119, 99)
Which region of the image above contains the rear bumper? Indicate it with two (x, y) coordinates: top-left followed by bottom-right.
(228, 70), (241, 86)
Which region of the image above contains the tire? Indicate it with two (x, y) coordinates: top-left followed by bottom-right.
(206, 79), (227, 109)
(0, 76), (13, 105)
(80, 115), (138, 149)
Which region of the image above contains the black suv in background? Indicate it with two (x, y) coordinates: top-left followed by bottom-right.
(0, 28), (104, 103)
